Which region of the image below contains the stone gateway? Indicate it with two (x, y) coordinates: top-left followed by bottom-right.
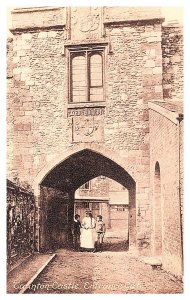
(7, 7), (183, 278)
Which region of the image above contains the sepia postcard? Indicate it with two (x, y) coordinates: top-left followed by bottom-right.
(5, 3), (184, 295)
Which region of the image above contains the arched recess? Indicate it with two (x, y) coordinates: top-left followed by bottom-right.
(153, 161), (162, 256)
(33, 148), (136, 252)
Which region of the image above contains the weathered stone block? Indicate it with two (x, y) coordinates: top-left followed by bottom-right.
(153, 66), (162, 74)
(145, 60), (155, 68)
(38, 31), (48, 38)
(13, 67), (21, 75)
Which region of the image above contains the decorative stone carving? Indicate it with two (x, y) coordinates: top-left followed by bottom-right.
(70, 7), (102, 40)
(72, 116), (104, 142)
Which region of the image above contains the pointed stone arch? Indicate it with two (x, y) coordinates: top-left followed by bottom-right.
(32, 144), (136, 252)
(32, 143), (136, 193)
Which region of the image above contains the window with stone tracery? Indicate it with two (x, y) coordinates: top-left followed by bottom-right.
(70, 50), (104, 103)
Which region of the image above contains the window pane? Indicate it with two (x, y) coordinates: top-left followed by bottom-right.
(81, 181), (90, 190)
(90, 54), (102, 87)
(90, 87), (103, 102)
(72, 55), (87, 102)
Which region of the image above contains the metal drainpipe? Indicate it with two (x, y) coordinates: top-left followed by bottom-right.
(176, 113), (184, 275)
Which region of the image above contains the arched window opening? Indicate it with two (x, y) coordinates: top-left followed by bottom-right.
(90, 54), (103, 102)
(71, 55), (87, 103)
(70, 50), (104, 103)
(154, 161), (162, 256)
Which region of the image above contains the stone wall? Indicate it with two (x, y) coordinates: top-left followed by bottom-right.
(104, 23), (163, 252)
(104, 7), (161, 22)
(11, 7), (66, 30)
(149, 104), (183, 277)
(7, 14), (164, 190)
(7, 29), (69, 185)
(7, 7), (183, 269)
(162, 23), (183, 101)
(7, 8), (165, 254)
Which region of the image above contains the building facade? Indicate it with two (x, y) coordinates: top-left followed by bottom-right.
(7, 7), (183, 277)
(75, 176), (129, 235)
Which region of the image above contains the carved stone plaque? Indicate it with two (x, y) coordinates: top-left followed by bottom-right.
(68, 107), (105, 117)
(72, 116), (104, 143)
(70, 7), (102, 40)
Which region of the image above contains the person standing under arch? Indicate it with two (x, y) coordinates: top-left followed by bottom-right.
(80, 211), (96, 251)
(72, 214), (81, 251)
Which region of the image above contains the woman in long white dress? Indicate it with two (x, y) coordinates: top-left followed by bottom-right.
(80, 212), (96, 250)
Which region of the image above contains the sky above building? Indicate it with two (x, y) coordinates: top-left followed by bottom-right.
(162, 7), (183, 23)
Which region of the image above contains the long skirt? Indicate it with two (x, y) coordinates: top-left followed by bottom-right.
(80, 228), (96, 249)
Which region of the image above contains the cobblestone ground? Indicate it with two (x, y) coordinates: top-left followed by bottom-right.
(26, 239), (183, 294)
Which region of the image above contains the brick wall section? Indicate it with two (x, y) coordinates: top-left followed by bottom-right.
(77, 177), (109, 198)
(76, 177), (127, 198)
(7, 38), (14, 179)
(149, 107), (182, 277)
(179, 120), (184, 239)
(101, 203), (110, 229)
(162, 24), (183, 101)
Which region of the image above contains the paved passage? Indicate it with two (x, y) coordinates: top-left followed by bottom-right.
(7, 253), (53, 294)
(26, 247), (183, 294)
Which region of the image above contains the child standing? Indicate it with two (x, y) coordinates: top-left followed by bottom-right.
(94, 215), (106, 252)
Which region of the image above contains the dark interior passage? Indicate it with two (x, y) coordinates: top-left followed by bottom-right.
(39, 149), (136, 251)
(41, 149), (135, 191)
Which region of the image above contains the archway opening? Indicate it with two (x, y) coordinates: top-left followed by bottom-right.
(154, 161), (162, 256)
(39, 149), (136, 252)
(75, 176), (130, 251)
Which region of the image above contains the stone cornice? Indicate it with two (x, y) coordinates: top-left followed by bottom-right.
(104, 17), (165, 27)
(148, 101), (183, 125)
(63, 39), (112, 55)
(10, 24), (65, 34)
(12, 7), (63, 13)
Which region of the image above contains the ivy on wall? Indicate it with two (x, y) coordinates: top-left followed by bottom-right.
(7, 180), (36, 268)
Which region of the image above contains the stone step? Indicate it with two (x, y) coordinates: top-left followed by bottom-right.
(140, 256), (162, 270)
